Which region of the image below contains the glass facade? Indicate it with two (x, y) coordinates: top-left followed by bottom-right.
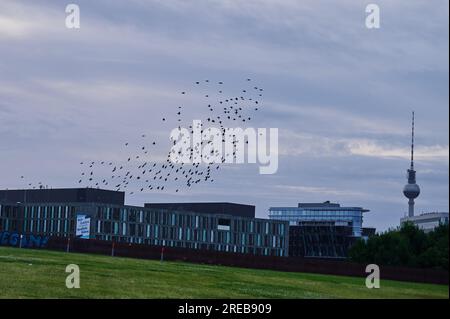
(289, 223), (355, 258)
(269, 203), (368, 237)
(0, 203), (289, 257)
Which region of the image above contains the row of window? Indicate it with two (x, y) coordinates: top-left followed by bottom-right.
(269, 210), (362, 217)
(94, 220), (285, 248)
(0, 218), (74, 235)
(0, 205), (77, 219)
(269, 209), (363, 237)
(96, 235), (286, 256)
(97, 207), (286, 235)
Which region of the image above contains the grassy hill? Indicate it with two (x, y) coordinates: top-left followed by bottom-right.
(0, 246), (448, 299)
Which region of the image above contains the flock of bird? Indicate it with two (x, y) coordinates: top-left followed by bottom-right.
(20, 79), (265, 195)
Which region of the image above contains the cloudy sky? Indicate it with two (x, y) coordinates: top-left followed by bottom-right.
(0, 0), (448, 231)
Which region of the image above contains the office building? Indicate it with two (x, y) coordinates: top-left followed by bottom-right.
(269, 201), (373, 258)
(0, 188), (289, 257)
(269, 201), (369, 237)
(401, 212), (449, 233)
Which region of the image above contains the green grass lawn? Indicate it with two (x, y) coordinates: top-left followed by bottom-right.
(0, 246), (448, 299)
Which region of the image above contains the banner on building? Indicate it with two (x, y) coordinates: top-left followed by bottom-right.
(76, 214), (91, 239)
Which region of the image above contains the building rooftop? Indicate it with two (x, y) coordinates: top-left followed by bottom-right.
(270, 203), (369, 213)
(0, 188), (125, 206)
(401, 212), (449, 221)
(144, 202), (255, 218)
(298, 201), (341, 208)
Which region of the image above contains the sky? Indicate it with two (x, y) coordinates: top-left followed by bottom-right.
(0, 0), (448, 231)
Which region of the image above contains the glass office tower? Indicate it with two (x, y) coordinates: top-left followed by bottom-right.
(269, 201), (372, 258)
(269, 201), (369, 237)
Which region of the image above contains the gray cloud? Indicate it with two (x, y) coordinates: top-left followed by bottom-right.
(0, 0), (448, 231)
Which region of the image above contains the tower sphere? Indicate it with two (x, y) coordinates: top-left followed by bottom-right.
(403, 183), (420, 199)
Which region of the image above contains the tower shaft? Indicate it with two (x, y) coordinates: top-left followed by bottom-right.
(408, 199), (415, 217)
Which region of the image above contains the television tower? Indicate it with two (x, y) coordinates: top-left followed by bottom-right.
(403, 111), (420, 217)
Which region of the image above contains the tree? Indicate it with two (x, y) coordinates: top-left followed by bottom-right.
(349, 222), (448, 269)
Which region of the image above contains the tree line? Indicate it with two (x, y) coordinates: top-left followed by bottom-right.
(349, 222), (448, 270)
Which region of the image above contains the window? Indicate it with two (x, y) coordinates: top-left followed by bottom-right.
(217, 220), (230, 231)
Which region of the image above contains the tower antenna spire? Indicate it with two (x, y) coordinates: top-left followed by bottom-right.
(410, 111), (415, 170)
